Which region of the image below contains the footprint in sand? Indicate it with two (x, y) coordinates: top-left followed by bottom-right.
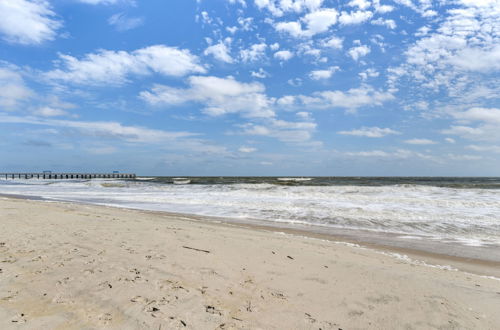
(98, 312), (113, 325)
(131, 296), (149, 303)
(56, 277), (73, 286)
(11, 313), (27, 324)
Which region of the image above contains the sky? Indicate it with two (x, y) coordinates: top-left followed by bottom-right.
(0, 0), (499, 176)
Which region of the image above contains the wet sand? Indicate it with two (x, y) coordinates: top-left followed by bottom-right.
(1, 197), (499, 329)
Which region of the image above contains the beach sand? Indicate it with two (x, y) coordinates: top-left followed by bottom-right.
(1, 197), (499, 329)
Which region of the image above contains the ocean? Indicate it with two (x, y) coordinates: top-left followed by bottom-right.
(1, 176), (499, 261)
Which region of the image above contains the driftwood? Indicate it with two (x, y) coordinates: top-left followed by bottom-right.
(182, 246), (211, 253)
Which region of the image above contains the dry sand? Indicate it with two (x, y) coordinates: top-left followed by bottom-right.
(1, 197), (499, 329)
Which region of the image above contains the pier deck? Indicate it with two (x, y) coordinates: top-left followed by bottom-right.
(0, 173), (136, 179)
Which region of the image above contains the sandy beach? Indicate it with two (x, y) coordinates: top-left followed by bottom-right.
(1, 197), (499, 329)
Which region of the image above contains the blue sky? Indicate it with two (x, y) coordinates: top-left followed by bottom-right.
(0, 0), (499, 176)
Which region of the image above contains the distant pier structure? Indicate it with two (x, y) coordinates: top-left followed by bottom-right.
(0, 172), (136, 180)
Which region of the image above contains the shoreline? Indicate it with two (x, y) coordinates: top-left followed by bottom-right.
(1, 196), (500, 328)
(2, 193), (500, 278)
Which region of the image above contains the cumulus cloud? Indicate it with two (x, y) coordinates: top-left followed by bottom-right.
(240, 43), (267, 62)
(251, 68), (270, 78)
(389, 0), (500, 101)
(338, 127), (401, 138)
(371, 17), (396, 29)
(309, 66), (339, 80)
(274, 50), (294, 61)
(348, 0), (371, 10)
(239, 118), (319, 145)
(348, 44), (370, 60)
(297, 85), (394, 111)
(140, 76), (275, 118)
(359, 68), (379, 80)
(274, 8), (338, 38)
(0, 66), (33, 109)
(321, 36), (343, 49)
(442, 107), (500, 142)
(204, 40), (234, 63)
(45, 45), (206, 85)
(339, 10), (373, 25)
(453, 107), (500, 124)
(0, 0), (61, 45)
(254, 0), (324, 17)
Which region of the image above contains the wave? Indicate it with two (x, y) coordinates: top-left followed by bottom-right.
(1, 179), (499, 247)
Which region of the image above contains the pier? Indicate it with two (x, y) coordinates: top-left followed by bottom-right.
(0, 172), (136, 180)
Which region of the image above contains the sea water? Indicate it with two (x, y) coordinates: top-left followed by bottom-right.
(1, 176), (499, 260)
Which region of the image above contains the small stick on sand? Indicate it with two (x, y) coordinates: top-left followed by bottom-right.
(182, 246), (211, 253)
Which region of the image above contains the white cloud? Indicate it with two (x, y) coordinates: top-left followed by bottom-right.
(298, 85), (394, 111)
(277, 95), (295, 106)
(296, 111), (312, 119)
(0, 113), (228, 154)
(251, 68), (270, 78)
(448, 45), (500, 72)
(240, 43), (267, 62)
(254, 0), (324, 16)
(204, 40), (234, 63)
(466, 145), (500, 153)
(453, 107), (500, 124)
(274, 50), (294, 61)
(359, 68), (379, 80)
(338, 127), (400, 138)
(45, 45), (206, 85)
(404, 138), (437, 145)
(446, 153), (483, 161)
(339, 10), (373, 25)
(348, 44), (371, 60)
(442, 107), (500, 142)
(227, 0), (246, 6)
(445, 137), (456, 143)
(33, 106), (69, 117)
(373, 0), (393, 13)
(0, 66), (32, 109)
(108, 13), (144, 31)
(309, 66), (339, 80)
(239, 118), (319, 145)
(0, 114), (196, 143)
(344, 148), (436, 160)
(371, 17), (396, 29)
(274, 8), (338, 38)
(390, 0), (500, 101)
(237, 17), (254, 31)
(275, 21), (304, 38)
(302, 8), (338, 35)
(348, 0), (371, 10)
(0, 0), (61, 45)
(239, 146), (257, 153)
(140, 76), (275, 118)
(322, 36), (343, 49)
